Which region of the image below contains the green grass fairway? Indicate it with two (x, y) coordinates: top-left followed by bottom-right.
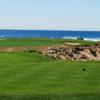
(0, 38), (96, 47)
(0, 52), (100, 100)
(0, 38), (99, 100)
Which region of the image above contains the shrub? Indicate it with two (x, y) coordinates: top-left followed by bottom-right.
(77, 37), (84, 40)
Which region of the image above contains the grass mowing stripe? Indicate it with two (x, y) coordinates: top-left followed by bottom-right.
(0, 52), (99, 99)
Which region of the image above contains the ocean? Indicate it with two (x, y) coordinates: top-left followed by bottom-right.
(0, 30), (100, 41)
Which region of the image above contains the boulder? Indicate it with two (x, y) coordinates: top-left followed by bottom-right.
(39, 43), (100, 61)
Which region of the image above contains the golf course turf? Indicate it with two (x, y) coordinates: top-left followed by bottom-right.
(0, 38), (99, 100)
(0, 38), (96, 47)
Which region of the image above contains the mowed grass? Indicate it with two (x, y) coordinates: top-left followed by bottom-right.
(0, 38), (99, 100)
(0, 38), (96, 47)
(0, 52), (100, 99)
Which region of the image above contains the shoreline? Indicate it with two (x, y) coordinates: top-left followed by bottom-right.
(0, 37), (99, 42)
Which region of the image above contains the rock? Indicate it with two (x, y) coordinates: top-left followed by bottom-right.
(39, 43), (100, 61)
(58, 55), (66, 60)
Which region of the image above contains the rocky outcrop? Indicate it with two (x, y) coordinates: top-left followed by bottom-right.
(39, 43), (100, 61)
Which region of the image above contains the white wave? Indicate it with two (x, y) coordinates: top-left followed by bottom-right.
(84, 38), (100, 42)
(50, 37), (54, 39)
(0, 36), (5, 38)
(62, 36), (100, 42)
(62, 36), (76, 39)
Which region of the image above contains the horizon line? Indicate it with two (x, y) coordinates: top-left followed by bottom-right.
(0, 29), (100, 32)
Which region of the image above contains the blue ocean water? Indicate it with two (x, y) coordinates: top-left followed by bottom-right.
(0, 30), (100, 41)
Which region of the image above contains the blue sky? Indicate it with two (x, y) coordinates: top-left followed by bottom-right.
(0, 0), (100, 30)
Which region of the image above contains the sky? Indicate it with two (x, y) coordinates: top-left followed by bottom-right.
(0, 0), (100, 30)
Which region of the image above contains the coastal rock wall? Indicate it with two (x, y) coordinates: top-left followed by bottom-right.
(39, 43), (100, 61)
